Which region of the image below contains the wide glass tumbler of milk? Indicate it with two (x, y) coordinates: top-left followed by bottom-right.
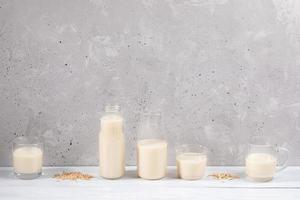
(137, 112), (167, 180)
(176, 144), (208, 180)
(99, 105), (125, 179)
(245, 137), (289, 182)
(13, 136), (43, 179)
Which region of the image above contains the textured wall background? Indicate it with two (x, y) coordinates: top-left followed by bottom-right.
(1, 0), (300, 166)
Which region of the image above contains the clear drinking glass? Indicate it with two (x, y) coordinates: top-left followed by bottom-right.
(136, 111), (167, 180)
(176, 144), (208, 180)
(245, 137), (289, 182)
(12, 136), (43, 179)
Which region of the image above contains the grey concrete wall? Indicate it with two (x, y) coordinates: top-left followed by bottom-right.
(1, 0), (300, 166)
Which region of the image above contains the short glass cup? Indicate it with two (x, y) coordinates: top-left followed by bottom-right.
(176, 144), (208, 180)
(12, 136), (43, 179)
(245, 138), (289, 182)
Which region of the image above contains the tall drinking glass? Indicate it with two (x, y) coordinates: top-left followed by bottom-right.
(137, 111), (167, 180)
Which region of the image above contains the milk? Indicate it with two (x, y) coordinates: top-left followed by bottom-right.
(99, 113), (125, 179)
(176, 153), (207, 180)
(246, 153), (277, 181)
(137, 139), (167, 180)
(13, 146), (43, 174)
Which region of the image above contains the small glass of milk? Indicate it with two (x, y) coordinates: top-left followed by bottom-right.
(12, 136), (43, 179)
(176, 144), (208, 180)
(245, 137), (289, 182)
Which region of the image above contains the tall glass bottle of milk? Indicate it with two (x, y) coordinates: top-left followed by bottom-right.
(137, 111), (167, 180)
(99, 105), (125, 179)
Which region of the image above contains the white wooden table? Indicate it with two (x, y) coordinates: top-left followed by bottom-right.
(0, 166), (299, 200)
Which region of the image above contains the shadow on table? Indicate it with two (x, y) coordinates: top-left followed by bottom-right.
(124, 167), (178, 180)
(0, 167), (68, 180)
(125, 167), (138, 179)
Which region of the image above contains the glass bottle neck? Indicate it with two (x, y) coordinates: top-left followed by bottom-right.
(104, 105), (121, 113)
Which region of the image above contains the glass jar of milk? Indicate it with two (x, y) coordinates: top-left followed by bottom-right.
(245, 136), (289, 182)
(137, 111), (167, 180)
(99, 105), (125, 179)
(13, 136), (43, 179)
